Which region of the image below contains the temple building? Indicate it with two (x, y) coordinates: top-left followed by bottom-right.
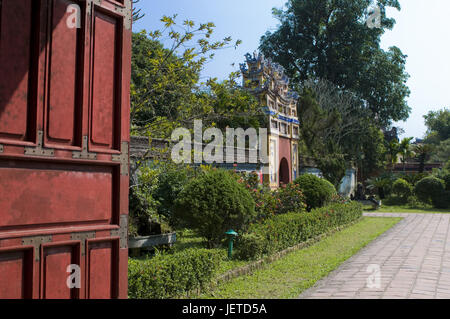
(240, 52), (300, 188)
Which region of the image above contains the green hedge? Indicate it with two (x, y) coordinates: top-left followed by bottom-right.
(235, 202), (363, 260)
(128, 249), (221, 299)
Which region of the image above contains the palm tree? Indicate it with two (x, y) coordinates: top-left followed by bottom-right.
(399, 137), (414, 171)
(414, 144), (433, 173)
(386, 139), (401, 171)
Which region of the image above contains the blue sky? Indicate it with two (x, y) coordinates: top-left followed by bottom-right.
(134, 0), (450, 139)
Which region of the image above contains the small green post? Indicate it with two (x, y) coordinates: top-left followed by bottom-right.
(225, 229), (238, 259)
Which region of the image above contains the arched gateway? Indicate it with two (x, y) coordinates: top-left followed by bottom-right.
(241, 52), (300, 189)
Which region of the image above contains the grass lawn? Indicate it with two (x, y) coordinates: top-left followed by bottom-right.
(364, 205), (450, 214)
(195, 217), (401, 299)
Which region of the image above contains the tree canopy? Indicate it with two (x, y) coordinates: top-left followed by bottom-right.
(424, 108), (450, 144)
(424, 108), (450, 163)
(130, 16), (262, 139)
(259, 0), (410, 127)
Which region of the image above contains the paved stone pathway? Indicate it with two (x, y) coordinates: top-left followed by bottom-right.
(299, 213), (450, 299)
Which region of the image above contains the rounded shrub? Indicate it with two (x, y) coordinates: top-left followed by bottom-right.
(174, 169), (255, 247)
(414, 176), (445, 204)
(433, 191), (450, 209)
(294, 174), (337, 210)
(392, 178), (413, 200)
(442, 173), (450, 191)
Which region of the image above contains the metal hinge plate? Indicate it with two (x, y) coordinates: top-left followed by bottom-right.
(111, 215), (128, 249)
(22, 235), (52, 261)
(24, 131), (54, 157)
(71, 231), (96, 256)
(72, 136), (97, 160)
(91, 0), (132, 30)
(112, 142), (129, 176)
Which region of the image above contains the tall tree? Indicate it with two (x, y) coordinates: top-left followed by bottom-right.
(296, 79), (385, 183)
(414, 144), (433, 173)
(386, 139), (400, 171)
(424, 108), (450, 144)
(130, 15), (245, 135)
(259, 0), (410, 127)
(398, 137), (413, 171)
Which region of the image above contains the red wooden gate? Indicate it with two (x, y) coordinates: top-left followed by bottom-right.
(0, 0), (131, 298)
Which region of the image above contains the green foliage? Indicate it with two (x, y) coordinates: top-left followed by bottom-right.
(131, 30), (198, 129)
(365, 173), (394, 198)
(404, 195), (428, 209)
(414, 177), (445, 205)
(316, 154), (346, 188)
(432, 191), (450, 209)
(174, 169), (256, 247)
(398, 137), (414, 169)
(294, 174), (337, 210)
(431, 139), (450, 163)
(260, 0), (410, 127)
(273, 183), (307, 215)
(235, 174), (306, 220)
(296, 82), (385, 181)
(392, 178), (413, 200)
(129, 166), (159, 237)
(130, 19), (261, 142)
(128, 249), (221, 299)
(238, 182), (278, 221)
(234, 233), (266, 261)
(358, 125), (387, 179)
(444, 174), (450, 191)
(431, 169), (450, 190)
(414, 144), (434, 173)
(153, 163), (195, 227)
(400, 172), (429, 186)
(235, 202), (363, 260)
(386, 139), (400, 168)
(424, 108), (450, 144)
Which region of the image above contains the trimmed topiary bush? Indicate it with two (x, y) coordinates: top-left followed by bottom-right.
(294, 174), (337, 210)
(392, 178), (413, 201)
(414, 176), (445, 205)
(128, 248), (221, 299)
(174, 169), (256, 247)
(235, 202), (363, 260)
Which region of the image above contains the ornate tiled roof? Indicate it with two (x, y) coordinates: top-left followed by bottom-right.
(240, 52), (297, 103)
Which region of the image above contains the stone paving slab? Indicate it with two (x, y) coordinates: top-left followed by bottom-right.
(299, 213), (450, 299)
